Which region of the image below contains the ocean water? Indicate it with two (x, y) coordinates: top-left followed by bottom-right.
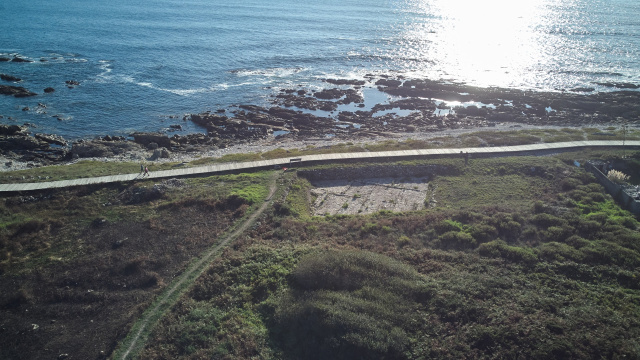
(1, 0), (639, 140)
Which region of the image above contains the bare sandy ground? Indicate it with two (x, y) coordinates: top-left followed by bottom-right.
(310, 177), (433, 215)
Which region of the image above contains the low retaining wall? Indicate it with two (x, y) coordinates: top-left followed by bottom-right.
(297, 164), (457, 181)
(585, 161), (640, 215)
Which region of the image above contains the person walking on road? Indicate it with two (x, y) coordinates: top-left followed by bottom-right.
(143, 166), (150, 177)
(139, 164), (144, 175)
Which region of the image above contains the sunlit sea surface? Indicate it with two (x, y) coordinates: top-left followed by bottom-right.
(1, 0), (639, 139)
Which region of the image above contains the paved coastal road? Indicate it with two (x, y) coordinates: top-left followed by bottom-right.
(1, 140), (639, 193)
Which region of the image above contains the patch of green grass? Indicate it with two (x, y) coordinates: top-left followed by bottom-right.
(460, 131), (541, 146)
(434, 174), (549, 211)
(193, 152), (263, 165)
(282, 175), (313, 219)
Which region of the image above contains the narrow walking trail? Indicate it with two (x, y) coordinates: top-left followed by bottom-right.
(112, 172), (280, 360)
(2, 140), (639, 193)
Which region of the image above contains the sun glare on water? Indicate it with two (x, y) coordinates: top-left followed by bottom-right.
(397, 0), (562, 88)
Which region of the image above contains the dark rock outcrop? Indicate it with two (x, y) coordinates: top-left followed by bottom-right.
(0, 124), (27, 136)
(44, 87), (55, 93)
(131, 132), (172, 148)
(34, 133), (68, 146)
(325, 79), (366, 86)
(0, 74), (22, 82)
(11, 57), (32, 63)
(375, 79), (402, 87)
(0, 85), (37, 97)
(0, 136), (49, 151)
(315, 88), (345, 100)
(71, 140), (143, 158)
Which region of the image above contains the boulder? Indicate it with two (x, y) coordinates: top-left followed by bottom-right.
(149, 147), (170, 160)
(65, 80), (80, 86)
(44, 87), (55, 93)
(131, 132), (172, 148)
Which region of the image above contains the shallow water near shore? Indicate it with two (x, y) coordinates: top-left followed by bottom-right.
(1, 0), (639, 140)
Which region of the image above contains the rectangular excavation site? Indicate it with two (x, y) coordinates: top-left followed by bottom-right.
(310, 177), (433, 215)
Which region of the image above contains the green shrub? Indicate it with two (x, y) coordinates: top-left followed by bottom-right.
(531, 213), (567, 228)
(175, 305), (224, 355)
(581, 241), (640, 268)
(469, 224), (499, 243)
(560, 177), (583, 191)
(273, 250), (432, 360)
(479, 240), (538, 264)
(533, 201), (547, 214)
(541, 225), (574, 243)
(360, 222), (379, 234)
(565, 235), (590, 249)
(396, 235), (411, 247)
(538, 242), (584, 262)
(438, 231), (477, 250)
(584, 212), (608, 225)
(488, 213), (522, 240)
(575, 218), (602, 238)
(611, 215), (638, 230)
(434, 219), (465, 234)
(520, 227), (539, 243)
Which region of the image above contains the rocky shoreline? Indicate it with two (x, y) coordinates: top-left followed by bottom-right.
(1, 76), (639, 172)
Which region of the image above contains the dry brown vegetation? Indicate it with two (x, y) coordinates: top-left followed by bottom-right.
(0, 174), (270, 360)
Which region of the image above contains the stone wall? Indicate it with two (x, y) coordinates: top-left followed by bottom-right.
(297, 164), (457, 181)
(585, 161), (640, 215)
